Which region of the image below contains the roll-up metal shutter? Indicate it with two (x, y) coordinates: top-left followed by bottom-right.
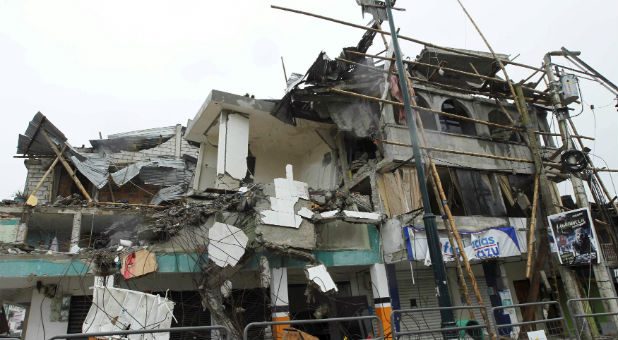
(395, 269), (442, 334)
(395, 267), (494, 336)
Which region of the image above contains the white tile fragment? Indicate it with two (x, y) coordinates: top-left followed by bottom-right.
(208, 222), (248, 267)
(306, 264), (338, 293)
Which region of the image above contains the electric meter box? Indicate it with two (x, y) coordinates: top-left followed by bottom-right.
(559, 73), (579, 105)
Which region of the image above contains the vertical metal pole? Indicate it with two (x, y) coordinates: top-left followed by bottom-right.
(545, 52), (618, 332)
(384, 0), (455, 328)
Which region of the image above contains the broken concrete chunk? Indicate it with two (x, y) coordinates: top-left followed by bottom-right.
(259, 256), (271, 288)
(318, 210), (340, 220)
(221, 280), (232, 298)
(342, 210), (382, 223)
(305, 264), (338, 293)
(297, 207), (314, 219)
(208, 222), (248, 267)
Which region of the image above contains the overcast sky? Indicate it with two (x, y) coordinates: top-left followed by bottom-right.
(1, 1), (616, 200)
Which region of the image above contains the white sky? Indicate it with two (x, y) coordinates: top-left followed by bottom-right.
(0, 1), (617, 200)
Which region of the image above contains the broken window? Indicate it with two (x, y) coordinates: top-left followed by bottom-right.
(488, 110), (520, 143)
(414, 95), (438, 130)
(344, 134), (377, 174)
(427, 167), (466, 216)
(497, 174), (535, 218)
(440, 100), (476, 136)
(455, 169), (507, 217)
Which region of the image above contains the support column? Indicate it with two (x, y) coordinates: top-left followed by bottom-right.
(70, 210), (82, 252)
(370, 263), (392, 339)
(270, 267), (290, 340)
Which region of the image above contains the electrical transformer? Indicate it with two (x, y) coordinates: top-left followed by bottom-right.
(559, 73), (580, 105)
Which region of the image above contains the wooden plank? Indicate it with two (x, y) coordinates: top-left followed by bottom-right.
(375, 175), (391, 217)
(383, 173), (404, 216)
(401, 168), (413, 213)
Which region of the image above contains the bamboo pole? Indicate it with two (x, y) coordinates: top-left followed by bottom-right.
(455, 0), (525, 116)
(381, 140), (561, 166)
(567, 118), (618, 209)
(534, 130), (594, 141)
(41, 130), (92, 201)
(493, 98), (516, 125)
(526, 175), (540, 278)
(270, 5), (544, 73)
(96, 202), (166, 209)
(399, 62), (493, 336)
(25, 146), (66, 206)
(335, 56), (516, 100)
(328, 87), (523, 132)
(346, 50), (550, 97)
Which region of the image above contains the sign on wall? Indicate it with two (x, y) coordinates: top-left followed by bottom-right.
(548, 207), (600, 265)
(404, 226), (524, 264)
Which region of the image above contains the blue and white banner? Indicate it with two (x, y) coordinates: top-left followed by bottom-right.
(403, 226), (525, 265)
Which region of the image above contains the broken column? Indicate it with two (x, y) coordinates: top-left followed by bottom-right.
(270, 267), (290, 340)
(70, 210), (82, 253)
(370, 263), (392, 339)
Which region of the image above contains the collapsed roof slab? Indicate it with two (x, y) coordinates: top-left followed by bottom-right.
(185, 90), (276, 143)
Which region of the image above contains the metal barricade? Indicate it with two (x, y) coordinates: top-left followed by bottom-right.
(243, 315), (384, 340)
(492, 301), (575, 340)
(48, 325), (232, 340)
(391, 306), (491, 340)
(567, 297), (618, 339)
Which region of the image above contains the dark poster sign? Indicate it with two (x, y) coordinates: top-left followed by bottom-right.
(548, 208), (600, 265)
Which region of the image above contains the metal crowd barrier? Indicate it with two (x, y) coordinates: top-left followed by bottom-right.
(391, 306), (491, 340)
(492, 301), (576, 340)
(243, 315), (384, 340)
(48, 325), (232, 340)
(567, 297), (618, 339)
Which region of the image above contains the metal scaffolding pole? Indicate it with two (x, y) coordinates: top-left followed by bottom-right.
(384, 0), (455, 328)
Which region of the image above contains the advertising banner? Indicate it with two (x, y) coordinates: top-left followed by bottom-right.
(548, 207), (600, 265)
(403, 226), (524, 265)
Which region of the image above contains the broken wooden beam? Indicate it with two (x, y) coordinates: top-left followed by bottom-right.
(41, 130), (92, 201)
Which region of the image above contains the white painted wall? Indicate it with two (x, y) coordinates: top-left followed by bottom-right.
(25, 288), (68, 340)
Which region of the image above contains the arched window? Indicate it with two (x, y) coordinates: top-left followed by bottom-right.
(488, 110), (520, 142)
(440, 100), (476, 136)
(414, 96), (437, 130)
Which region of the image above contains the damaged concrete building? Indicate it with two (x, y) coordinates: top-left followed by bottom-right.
(2, 8), (618, 340)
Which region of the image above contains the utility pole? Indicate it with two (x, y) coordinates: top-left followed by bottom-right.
(384, 0), (455, 328)
(544, 51), (618, 330)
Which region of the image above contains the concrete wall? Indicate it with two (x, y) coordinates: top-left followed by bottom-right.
(23, 158), (55, 204)
(380, 86), (556, 175)
(25, 288), (69, 340)
(106, 133), (199, 165)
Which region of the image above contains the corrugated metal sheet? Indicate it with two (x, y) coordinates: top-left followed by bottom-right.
(150, 184), (187, 205)
(108, 126), (177, 139)
(140, 159), (189, 187)
(70, 154), (110, 189)
(111, 161), (152, 186)
(16, 112), (84, 160)
(90, 126), (177, 153)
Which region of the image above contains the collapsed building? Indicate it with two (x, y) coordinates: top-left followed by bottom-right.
(1, 10), (618, 340)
